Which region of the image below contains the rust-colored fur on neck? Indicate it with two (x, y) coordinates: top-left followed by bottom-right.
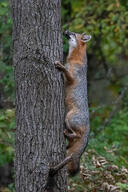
(67, 42), (86, 65)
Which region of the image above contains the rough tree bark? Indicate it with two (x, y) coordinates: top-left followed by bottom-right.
(10, 0), (67, 191)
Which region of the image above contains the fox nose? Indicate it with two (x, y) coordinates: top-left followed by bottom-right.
(64, 30), (72, 39)
(64, 30), (69, 35)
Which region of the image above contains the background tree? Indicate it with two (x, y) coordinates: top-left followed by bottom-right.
(10, 0), (67, 191)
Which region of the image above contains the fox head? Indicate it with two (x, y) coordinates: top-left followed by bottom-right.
(64, 30), (91, 54)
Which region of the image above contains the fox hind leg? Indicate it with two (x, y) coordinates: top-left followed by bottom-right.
(65, 117), (81, 139)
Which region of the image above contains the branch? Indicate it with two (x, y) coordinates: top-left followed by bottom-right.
(100, 83), (128, 130)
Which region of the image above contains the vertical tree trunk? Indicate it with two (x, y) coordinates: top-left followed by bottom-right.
(10, 0), (67, 191)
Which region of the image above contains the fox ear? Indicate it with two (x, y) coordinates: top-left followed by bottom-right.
(81, 34), (91, 43)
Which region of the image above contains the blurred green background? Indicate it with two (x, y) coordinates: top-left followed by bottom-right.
(0, 0), (128, 191)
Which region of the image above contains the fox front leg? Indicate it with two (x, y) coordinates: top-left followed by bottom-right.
(55, 61), (74, 83)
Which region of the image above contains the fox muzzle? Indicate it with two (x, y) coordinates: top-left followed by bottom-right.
(64, 30), (74, 39)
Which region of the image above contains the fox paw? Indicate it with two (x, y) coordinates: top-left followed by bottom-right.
(64, 129), (68, 135)
(55, 61), (64, 69)
(55, 61), (61, 67)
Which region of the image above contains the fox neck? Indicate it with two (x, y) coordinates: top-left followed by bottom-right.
(67, 43), (86, 65)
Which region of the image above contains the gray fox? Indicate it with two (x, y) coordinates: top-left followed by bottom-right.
(55, 30), (91, 176)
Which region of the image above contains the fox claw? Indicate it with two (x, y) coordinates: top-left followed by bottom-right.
(55, 61), (61, 66)
(55, 61), (64, 69)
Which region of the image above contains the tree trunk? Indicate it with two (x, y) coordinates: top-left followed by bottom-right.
(10, 0), (67, 191)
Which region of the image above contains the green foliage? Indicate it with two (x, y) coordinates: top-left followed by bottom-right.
(8, 183), (15, 192)
(0, 61), (14, 102)
(62, 0), (128, 64)
(0, 0), (14, 168)
(0, 0), (12, 64)
(89, 99), (128, 167)
(0, 0), (14, 103)
(0, 109), (14, 166)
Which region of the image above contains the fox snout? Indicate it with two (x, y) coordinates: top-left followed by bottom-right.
(64, 30), (74, 39)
